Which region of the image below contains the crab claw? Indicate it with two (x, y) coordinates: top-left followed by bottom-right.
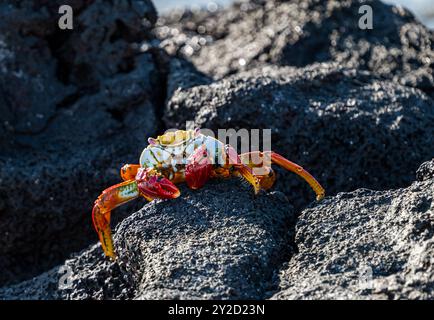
(185, 144), (213, 190)
(136, 168), (180, 200)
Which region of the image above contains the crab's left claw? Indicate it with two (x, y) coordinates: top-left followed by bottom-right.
(136, 168), (181, 200)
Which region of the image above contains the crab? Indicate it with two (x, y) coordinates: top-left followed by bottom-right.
(92, 129), (325, 259)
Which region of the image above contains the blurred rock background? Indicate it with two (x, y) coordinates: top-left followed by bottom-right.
(155, 0), (434, 28)
(385, 0), (434, 29)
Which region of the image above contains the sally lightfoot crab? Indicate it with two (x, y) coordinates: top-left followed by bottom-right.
(92, 129), (325, 259)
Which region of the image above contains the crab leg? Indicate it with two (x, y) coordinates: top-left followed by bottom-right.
(240, 151), (325, 200)
(120, 164), (140, 181)
(239, 152), (276, 190)
(92, 180), (140, 259)
(224, 145), (261, 194)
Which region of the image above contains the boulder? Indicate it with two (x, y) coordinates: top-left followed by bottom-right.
(0, 180), (295, 300)
(272, 160), (434, 300)
(0, 0), (163, 285)
(158, 0), (434, 97)
(417, 159), (434, 182)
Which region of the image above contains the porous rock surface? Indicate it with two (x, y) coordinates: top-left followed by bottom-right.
(0, 0), (163, 285)
(2, 162), (433, 300)
(272, 159), (434, 300)
(0, 180), (295, 300)
(158, 0), (434, 97)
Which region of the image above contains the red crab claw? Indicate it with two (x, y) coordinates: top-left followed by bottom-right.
(185, 144), (213, 190)
(136, 168), (180, 200)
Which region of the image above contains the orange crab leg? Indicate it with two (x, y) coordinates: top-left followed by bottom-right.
(239, 151), (276, 190)
(92, 180), (140, 259)
(224, 145), (261, 194)
(240, 151), (325, 201)
(120, 164), (141, 181)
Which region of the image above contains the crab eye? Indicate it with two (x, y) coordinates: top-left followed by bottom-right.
(148, 137), (158, 145)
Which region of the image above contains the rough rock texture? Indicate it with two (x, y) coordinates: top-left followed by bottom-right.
(0, 0), (163, 286)
(57, 0), (157, 88)
(158, 0), (434, 97)
(165, 63), (434, 209)
(0, 244), (132, 300)
(272, 160), (434, 300)
(417, 158), (434, 182)
(0, 180), (295, 300)
(3, 162), (433, 300)
(165, 57), (212, 102)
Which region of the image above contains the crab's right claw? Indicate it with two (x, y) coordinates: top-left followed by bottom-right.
(185, 144), (213, 190)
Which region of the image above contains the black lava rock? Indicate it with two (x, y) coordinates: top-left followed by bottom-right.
(0, 244), (132, 300)
(272, 161), (434, 299)
(0, 0), (163, 286)
(416, 159), (434, 182)
(158, 0), (434, 97)
(0, 180), (295, 300)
